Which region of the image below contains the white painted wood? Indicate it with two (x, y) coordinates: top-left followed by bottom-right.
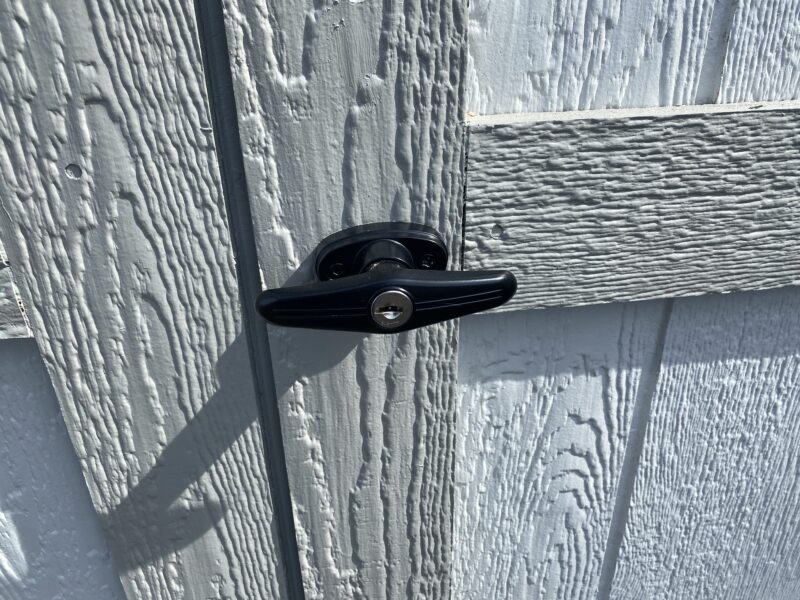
(610, 9), (800, 598)
(222, 0), (467, 596)
(465, 0), (732, 115)
(455, 3), (705, 598)
(719, 0), (800, 103)
(0, 339), (124, 600)
(0, 267), (30, 340)
(453, 302), (667, 600)
(611, 288), (800, 599)
(0, 1), (287, 598)
(0, 240), (30, 339)
(464, 100), (800, 310)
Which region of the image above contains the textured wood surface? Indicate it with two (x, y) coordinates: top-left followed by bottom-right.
(0, 265), (29, 339)
(464, 100), (800, 310)
(0, 240), (29, 339)
(453, 302), (667, 599)
(223, 0), (467, 597)
(465, 0), (733, 114)
(719, 0), (800, 103)
(0, 1), (286, 597)
(611, 288), (800, 599)
(455, 3), (694, 598)
(610, 8), (800, 598)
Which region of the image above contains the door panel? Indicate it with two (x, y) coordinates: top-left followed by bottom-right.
(222, 0), (467, 597)
(612, 7), (800, 597)
(453, 302), (668, 599)
(465, 0), (724, 114)
(462, 2), (800, 599)
(0, 1), (287, 597)
(612, 288), (800, 599)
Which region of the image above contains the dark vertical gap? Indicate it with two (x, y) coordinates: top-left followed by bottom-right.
(193, 2), (306, 598)
(695, 0), (739, 104)
(595, 299), (675, 599)
(459, 125), (470, 271)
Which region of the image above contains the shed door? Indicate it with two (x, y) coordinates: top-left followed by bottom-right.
(223, 0), (800, 599)
(2, 0), (799, 599)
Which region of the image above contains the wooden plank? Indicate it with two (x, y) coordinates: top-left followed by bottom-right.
(456, 3), (697, 597)
(610, 288), (800, 599)
(0, 1), (287, 597)
(452, 301), (668, 599)
(465, 0), (728, 114)
(222, 0), (467, 596)
(464, 100), (800, 311)
(610, 8), (800, 598)
(0, 338), (124, 599)
(719, 0), (800, 103)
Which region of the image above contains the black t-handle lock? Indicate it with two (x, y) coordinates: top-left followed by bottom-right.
(255, 222), (517, 333)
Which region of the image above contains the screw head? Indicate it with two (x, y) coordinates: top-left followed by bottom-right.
(371, 289), (413, 329)
(329, 262), (346, 278)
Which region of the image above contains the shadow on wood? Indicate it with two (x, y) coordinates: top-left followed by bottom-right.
(100, 323), (360, 573)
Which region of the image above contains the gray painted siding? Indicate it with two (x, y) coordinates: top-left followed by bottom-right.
(0, 339), (123, 600)
(0, 0), (288, 596)
(456, 1), (800, 599)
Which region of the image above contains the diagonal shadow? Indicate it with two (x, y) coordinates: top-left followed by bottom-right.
(101, 320), (361, 573)
(99, 332), (258, 572)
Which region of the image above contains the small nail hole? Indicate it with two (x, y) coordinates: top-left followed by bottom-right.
(65, 164), (83, 179)
(490, 224), (504, 239)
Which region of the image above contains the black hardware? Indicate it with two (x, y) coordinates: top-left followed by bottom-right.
(255, 222), (517, 333)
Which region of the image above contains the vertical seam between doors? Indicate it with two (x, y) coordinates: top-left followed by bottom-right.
(459, 125), (471, 272)
(193, 1), (306, 597)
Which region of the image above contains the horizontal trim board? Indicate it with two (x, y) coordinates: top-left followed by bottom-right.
(467, 100), (800, 126)
(464, 100), (800, 310)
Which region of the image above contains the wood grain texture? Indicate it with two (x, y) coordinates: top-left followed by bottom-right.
(0, 240), (30, 339)
(0, 264), (30, 339)
(222, 0), (467, 596)
(465, 0), (733, 114)
(719, 0), (800, 103)
(453, 302), (667, 600)
(456, 3), (710, 597)
(609, 11), (800, 598)
(610, 288), (800, 599)
(464, 101), (800, 311)
(0, 1), (286, 598)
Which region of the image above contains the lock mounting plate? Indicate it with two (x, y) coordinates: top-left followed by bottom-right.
(315, 222), (448, 281)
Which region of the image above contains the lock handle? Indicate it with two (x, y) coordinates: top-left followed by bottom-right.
(256, 266), (516, 333)
(255, 222), (517, 334)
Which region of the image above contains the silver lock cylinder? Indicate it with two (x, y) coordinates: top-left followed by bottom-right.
(371, 289), (413, 329)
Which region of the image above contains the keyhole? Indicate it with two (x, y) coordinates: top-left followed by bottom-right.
(376, 304), (403, 321)
(370, 289), (413, 329)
